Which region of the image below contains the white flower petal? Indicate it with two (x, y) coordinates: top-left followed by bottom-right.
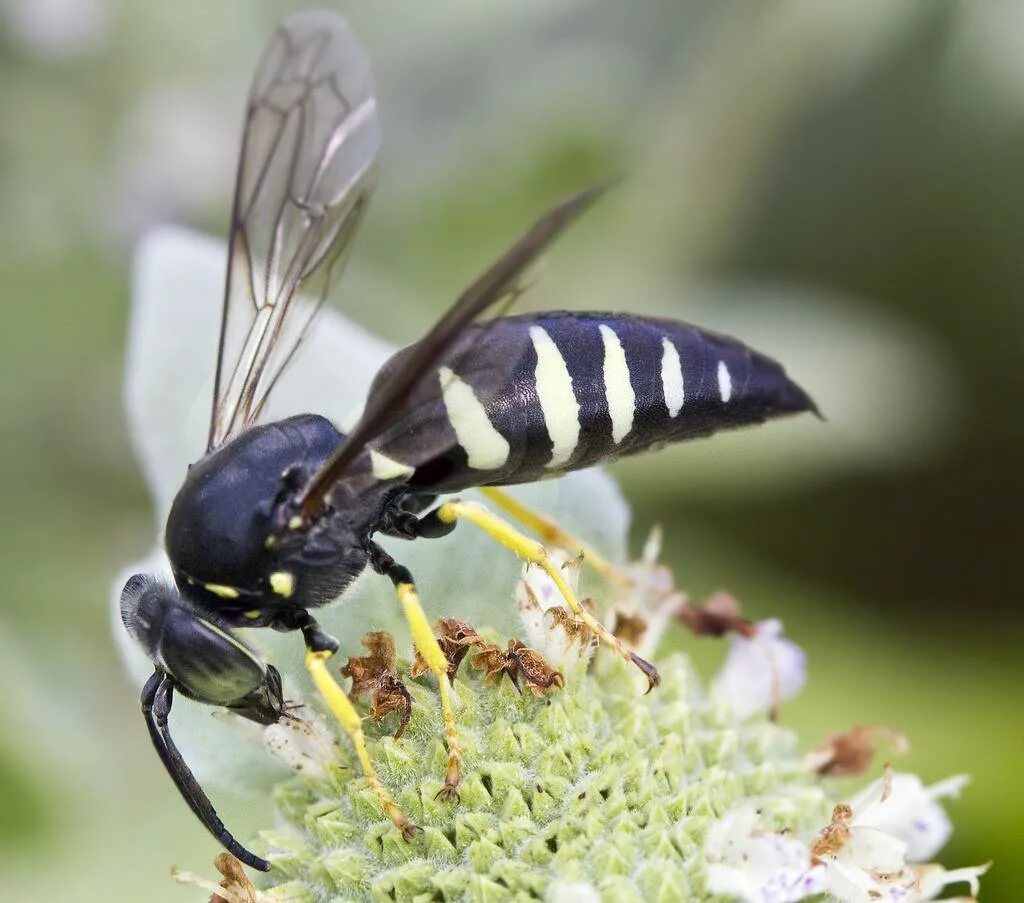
(713, 619), (807, 717)
(264, 709), (340, 781)
(835, 826), (908, 875)
(914, 862), (989, 900)
(819, 856), (903, 903)
(848, 773), (968, 862)
(516, 551), (594, 670)
(605, 525), (685, 658)
(705, 804), (823, 903)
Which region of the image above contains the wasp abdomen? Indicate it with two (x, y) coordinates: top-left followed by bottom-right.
(385, 312), (817, 493)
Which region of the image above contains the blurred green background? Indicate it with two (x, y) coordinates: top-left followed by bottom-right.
(1, 1), (1021, 899)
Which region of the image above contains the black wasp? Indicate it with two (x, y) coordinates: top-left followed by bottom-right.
(120, 10), (818, 871)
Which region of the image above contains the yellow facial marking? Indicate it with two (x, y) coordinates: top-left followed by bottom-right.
(244, 609), (262, 620)
(270, 571), (295, 598)
(265, 535), (277, 549)
(288, 515), (304, 530)
(204, 583), (240, 599)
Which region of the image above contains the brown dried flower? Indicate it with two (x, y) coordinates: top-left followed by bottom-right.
(412, 618), (486, 679)
(807, 725), (911, 778)
(171, 852), (260, 903)
(809, 803), (854, 860)
(340, 631), (412, 738)
(610, 609), (648, 647)
(676, 591), (756, 638)
(470, 638), (564, 696)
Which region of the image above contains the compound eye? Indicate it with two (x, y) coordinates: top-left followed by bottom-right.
(120, 575), (179, 659)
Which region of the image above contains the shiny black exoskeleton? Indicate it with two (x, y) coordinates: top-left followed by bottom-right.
(166, 414), (366, 626)
(120, 415), (448, 870)
(120, 575), (288, 869)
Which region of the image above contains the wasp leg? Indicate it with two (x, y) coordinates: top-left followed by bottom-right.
(478, 487), (632, 588)
(369, 543), (463, 801)
(141, 670), (271, 872)
(435, 499), (661, 692)
(274, 608), (417, 837)
(269, 607), (339, 654)
(304, 649), (419, 839)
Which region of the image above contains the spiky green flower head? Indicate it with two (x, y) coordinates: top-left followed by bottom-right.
(117, 231), (986, 903)
(250, 648), (823, 903)
(213, 551), (982, 903)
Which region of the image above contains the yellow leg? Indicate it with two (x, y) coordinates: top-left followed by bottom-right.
(479, 487), (633, 588)
(305, 649), (419, 838)
(394, 581), (463, 800)
(437, 499), (660, 691)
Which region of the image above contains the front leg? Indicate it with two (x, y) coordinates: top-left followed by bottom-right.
(273, 608), (418, 839)
(368, 543), (463, 801)
(268, 607), (339, 654)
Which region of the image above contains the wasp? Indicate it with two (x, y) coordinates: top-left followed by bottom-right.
(119, 11), (818, 871)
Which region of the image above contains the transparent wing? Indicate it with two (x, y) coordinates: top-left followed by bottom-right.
(297, 184), (606, 513)
(208, 10), (380, 451)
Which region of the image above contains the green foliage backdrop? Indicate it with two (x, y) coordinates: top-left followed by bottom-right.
(0, 2), (1019, 899)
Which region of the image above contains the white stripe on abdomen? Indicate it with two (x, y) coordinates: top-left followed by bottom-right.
(529, 325), (580, 467)
(439, 366), (510, 469)
(599, 324), (635, 444)
(660, 337), (685, 417)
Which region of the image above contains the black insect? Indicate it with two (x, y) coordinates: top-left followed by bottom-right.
(120, 11), (818, 871)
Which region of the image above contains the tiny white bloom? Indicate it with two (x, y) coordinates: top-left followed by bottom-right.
(705, 804), (825, 903)
(706, 769), (985, 903)
(264, 708), (341, 781)
(516, 551), (595, 670)
(845, 772), (969, 862)
(810, 771), (985, 903)
(713, 618), (807, 717)
(605, 525), (686, 657)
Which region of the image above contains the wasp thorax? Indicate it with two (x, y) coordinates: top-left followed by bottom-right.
(164, 414), (367, 610)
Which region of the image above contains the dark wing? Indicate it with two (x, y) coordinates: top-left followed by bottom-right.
(207, 10), (380, 452)
(297, 183), (606, 515)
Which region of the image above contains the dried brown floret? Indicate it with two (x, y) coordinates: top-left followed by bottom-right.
(808, 725), (910, 777)
(545, 603), (596, 648)
(610, 609), (648, 647)
(171, 852), (259, 903)
(470, 642), (510, 685)
(676, 591), (756, 638)
(340, 630), (397, 696)
(810, 803), (854, 860)
(506, 639), (565, 696)
(412, 618), (486, 678)
(340, 631), (412, 739)
(470, 639), (564, 696)
(368, 674), (413, 739)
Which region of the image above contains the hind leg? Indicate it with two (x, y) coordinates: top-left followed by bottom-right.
(434, 499), (660, 691)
